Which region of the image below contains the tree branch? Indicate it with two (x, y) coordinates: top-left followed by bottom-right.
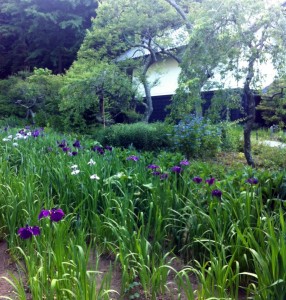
(165, 0), (192, 32)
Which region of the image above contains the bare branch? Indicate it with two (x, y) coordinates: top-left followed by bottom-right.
(164, 0), (192, 32)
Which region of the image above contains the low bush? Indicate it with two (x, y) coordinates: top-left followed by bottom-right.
(0, 116), (27, 129)
(219, 122), (242, 152)
(172, 114), (221, 158)
(94, 122), (172, 151)
(255, 143), (286, 169)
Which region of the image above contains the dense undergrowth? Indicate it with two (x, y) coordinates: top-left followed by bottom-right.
(0, 125), (285, 299)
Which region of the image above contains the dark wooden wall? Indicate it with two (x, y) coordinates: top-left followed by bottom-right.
(137, 91), (264, 125)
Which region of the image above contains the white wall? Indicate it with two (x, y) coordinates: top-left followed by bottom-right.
(134, 57), (181, 97)
(135, 55), (277, 97)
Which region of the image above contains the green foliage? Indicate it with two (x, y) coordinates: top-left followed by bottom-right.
(0, 0), (97, 78)
(0, 77), (21, 118)
(219, 122), (242, 152)
(253, 143), (286, 170)
(0, 68), (64, 128)
(172, 114), (221, 158)
(205, 89), (243, 123)
(60, 61), (137, 131)
(257, 78), (286, 127)
(0, 128), (286, 298)
(96, 122), (172, 151)
(121, 110), (143, 123)
(0, 116), (27, 128)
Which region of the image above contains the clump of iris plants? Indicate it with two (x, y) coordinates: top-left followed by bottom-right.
(18, 208), (65, 239)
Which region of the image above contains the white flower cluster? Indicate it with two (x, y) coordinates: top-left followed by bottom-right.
(70, 165), (80, 175)
(70, 160), (99, 180)
(2, 133), (29, 146)
(2, 130), (33, 144)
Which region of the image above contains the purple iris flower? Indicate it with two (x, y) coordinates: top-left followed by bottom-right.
(160, 173), (169, 180)
(50, 208), (65, 222)
(180, 159), (190, 166)
(147, 164), (160, 170)
(71, 151), (78, 156)
(57, 140), (67, 148)
(206, 177), (215, 185)
(212, 189), (222, 198)
(171, 166), (182, 173)
(38, 208), (65, 222)
(18, 129), (26, 135)
(152, 171), (161, 176)
(73, 140), (81, 148)
(92, 146), (105, 155)
(193, 176), (203, 184)
(246, 177), (259, 185)
(38, 209), (50, 220)
(105, 146), (113, 151)
(127, 155), (139, 161)
(62, 147), (71, 152)
(31, 226), (41, 235)
(18, 225), (41, 239)
(32, 129), (40, 137)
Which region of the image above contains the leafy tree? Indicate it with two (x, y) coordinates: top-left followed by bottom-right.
(0, 69), (64, 127)
(0, 0), (97, 78)
(169, 0), (286, 166)
(60, 60), (136, 131)
(0, 76), (23, 120)
(80, 0), (188, 122)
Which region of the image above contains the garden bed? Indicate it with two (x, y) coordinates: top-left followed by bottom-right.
(0, 127), (286, 299)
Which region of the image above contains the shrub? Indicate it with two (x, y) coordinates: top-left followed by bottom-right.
(255, 144), (286, 169)
(94, 122), (172, 151)
(0, 116), (27, 128)
(172, 114), (221, 158)
(219, 122), (242, 152)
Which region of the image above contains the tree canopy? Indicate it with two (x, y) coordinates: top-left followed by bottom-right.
(60, 59), (137, 130)
(0, 0), (97, 78)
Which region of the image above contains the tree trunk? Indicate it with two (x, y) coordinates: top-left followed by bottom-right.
(243, 76), (256, 167)
(26, 108), (36, 124)
(244, 117), (255, 167)
(142, 55), (154, 122)
(143, 80), (153, 122)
